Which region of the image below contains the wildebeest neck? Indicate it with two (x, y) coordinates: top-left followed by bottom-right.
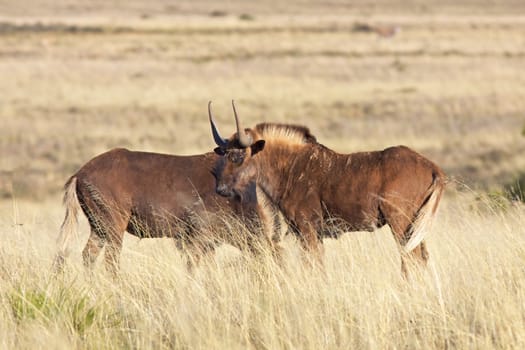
(254, 142), (322, 205)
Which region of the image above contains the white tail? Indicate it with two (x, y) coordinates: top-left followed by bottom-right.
(52, 177), (80, 271)
(403, 175), (444, 253)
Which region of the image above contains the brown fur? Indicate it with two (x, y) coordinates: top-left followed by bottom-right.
(53, 148), (276, 274)
(213, 123), (446, 275)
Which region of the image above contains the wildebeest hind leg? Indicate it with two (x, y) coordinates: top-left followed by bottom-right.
(381, 203), (428, 278)
(82, 228), (105, 269)
(407, 241), (429, 265)
(104, 231), (125, 276)
(100, 212), (129, 276)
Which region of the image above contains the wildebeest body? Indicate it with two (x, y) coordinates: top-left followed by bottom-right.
(54, 147), (262, 273)
(209, 106), (446, 275)
(277, 145), (440, 234)
(75, 148), (234, 238)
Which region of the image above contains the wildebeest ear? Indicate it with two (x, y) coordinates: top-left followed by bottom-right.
(214, 147), (226, 156)
(251, 140), (265, 156)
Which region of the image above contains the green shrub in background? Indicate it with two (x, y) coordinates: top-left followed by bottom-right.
(507, 126), (525, 201)
(504, 173), (525, 203)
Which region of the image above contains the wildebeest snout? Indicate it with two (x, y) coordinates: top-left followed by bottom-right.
(216, 183), (234, 197)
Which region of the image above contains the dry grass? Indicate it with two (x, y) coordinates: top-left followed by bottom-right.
(1, 194), (525, 349)
(1, 1), (525, 348)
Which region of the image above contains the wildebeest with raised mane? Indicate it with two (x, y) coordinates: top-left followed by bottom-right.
(209, 101), (446, 276)
(53, 147), (280, 274)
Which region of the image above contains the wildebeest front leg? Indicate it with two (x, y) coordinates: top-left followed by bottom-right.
(186, 243), (215, 273)
(295, 211), (324, 267)
(184, 240), (216, 273)
(254, 204), (284, 264)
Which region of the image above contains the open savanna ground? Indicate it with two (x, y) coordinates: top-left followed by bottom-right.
(1, 0), (525, 348)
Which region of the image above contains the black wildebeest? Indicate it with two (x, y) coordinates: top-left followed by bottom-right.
(209, 102), (446, 276)
(53, 146), (279, 274)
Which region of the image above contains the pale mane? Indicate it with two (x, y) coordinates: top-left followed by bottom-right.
(254, 123), (317, 146)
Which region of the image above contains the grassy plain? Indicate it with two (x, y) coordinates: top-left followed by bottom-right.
(1, 1), (525, 348)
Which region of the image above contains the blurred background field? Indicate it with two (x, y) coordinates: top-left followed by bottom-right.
(1, 0), (525, 199)
(1, 1), (525, 349)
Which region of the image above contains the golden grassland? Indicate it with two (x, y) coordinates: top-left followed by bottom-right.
(1, 1), (525, 348)
(1, 194), (525, 349)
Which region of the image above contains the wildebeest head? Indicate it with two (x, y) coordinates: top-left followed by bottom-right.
(208, 101), (318, 199)
(208, 101), (266, 198)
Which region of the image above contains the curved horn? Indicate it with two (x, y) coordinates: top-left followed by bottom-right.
(232, 100), (253, 147)
(208, 101), (228, 147)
